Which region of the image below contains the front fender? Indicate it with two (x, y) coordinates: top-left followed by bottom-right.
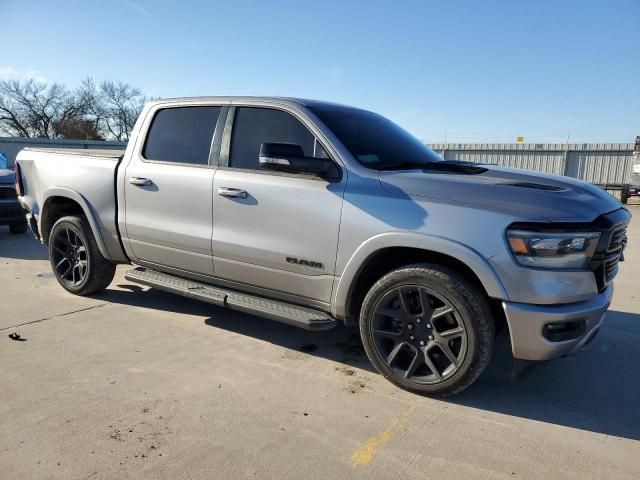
(331, 232), (508, 319)
(40, 187), (111, 260)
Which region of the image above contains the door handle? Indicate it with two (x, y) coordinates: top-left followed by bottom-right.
(129, 177), (152, 187)
(218, 187), (248, 199)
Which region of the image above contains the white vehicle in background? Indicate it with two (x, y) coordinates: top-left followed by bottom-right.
(629, 137), (640, 200)
(631, 166), (640, 196)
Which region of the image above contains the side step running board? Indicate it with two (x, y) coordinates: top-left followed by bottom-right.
(124, 267), (337, 331)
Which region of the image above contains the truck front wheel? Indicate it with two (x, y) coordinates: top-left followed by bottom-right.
(360, 264), (494, 397)
(48, 215), (116, 295)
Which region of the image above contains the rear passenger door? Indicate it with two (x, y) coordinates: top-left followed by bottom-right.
(211, 105), (345, 304)
(123, 104), (225, 276)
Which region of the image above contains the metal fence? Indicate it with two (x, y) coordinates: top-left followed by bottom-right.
(1, 137), (636, 190)
(429, 143), (637, 186)
(0, 138), (127, 168)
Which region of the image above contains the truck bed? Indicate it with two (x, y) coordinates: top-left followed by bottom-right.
(20, 147), (125, 159)
(16, 146), (128, 262)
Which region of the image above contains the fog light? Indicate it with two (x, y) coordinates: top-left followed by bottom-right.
(543, 320), (586, 342)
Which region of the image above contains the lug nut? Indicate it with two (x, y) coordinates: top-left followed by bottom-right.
(426, 324), (432, 329)
(407, 324), (414, 330)
(428, 335), (434, 340)
(416, 318), (422, 323)
(419, 340), (425, 346)
(410, 335), (415, 340)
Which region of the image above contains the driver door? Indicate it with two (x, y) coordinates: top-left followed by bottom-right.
(211, 106), (346, 303)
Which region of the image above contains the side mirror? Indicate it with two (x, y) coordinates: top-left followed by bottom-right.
(259, 143), (331, 175)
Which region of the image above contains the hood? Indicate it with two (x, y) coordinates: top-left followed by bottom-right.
(0, 168), (14, 185)
(379, 162), (622, 222)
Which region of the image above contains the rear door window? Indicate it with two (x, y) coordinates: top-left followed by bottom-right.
(143, 106), (222, 165)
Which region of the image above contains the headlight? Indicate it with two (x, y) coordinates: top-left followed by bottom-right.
(506, 230), (600, 269)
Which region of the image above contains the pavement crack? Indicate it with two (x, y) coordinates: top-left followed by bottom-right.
(0, 303), (109, 331)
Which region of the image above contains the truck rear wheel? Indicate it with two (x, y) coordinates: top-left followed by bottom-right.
(360, 264), (494, 397)
(48, 215), (116, 295)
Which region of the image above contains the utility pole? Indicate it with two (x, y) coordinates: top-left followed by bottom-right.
(563, 131), (571, 178)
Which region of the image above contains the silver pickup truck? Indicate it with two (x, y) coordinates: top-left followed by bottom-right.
(15, 97), (630, 396)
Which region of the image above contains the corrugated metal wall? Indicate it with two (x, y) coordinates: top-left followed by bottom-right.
(1, 138), (637, 189)
(0, 138), (127, 167)
(571, 147), (636, 185)
(429, 143), (637, 186)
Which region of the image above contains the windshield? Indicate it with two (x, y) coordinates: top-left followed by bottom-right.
(309, 105), (442, 170)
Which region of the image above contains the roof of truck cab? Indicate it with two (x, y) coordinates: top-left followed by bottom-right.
(150, 96), (360, 110)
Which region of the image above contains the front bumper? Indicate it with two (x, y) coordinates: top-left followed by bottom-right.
(502, 284), (613, 361)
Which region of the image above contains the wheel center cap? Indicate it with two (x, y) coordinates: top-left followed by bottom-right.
(405, 319), (434, 344)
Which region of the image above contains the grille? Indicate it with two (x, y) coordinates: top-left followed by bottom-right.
(0, 186), (17, 200)
(603, 253), (620, 281)
(603, 226), (627, 283)
(608, 227), (627, 253)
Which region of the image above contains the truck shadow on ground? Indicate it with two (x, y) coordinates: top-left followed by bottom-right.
(0, 229), (47, 260)
(452, 310), (640, 441)
(100, 285), (370, 367)
(96, 286), (640, 441)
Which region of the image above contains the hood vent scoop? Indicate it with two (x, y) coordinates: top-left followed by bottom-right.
(425, 161), (488, 175)
(505, 182), (567, 192)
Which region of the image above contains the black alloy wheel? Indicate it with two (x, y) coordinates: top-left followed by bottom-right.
(51, 224), (89, 287)
(360, 264), (494, 396)
(371, 286), (468, 384)
(48, 216), (116, 295)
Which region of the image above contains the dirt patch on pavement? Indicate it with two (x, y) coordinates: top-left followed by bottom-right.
(335, 365), (368, 394)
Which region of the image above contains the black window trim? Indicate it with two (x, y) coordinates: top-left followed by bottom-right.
(139, 104), (229, 169)
(217, 105), (343, 181)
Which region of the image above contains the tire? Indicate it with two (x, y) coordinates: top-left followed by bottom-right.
(9, 222), (28, 234)
(360, 264), (494, 397)
(48, 215), (116, 295)
(621, 192), (629, 204)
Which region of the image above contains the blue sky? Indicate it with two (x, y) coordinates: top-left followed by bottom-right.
(1, 0), (638, 143)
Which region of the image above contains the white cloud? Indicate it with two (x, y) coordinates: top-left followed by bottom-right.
(0, 66), (47, 83)
(25, 70), (47, 83)
(0, 66), (18, 80)
(126, 1), (152, 16)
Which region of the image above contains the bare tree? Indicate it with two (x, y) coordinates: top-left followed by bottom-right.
(57, 118), (103, 140)
(0, 79), (84, 138)
(75, 77), (105, 138)
(0, 82), (30, 137)
(0, 78), (149, 140)
(99, 80), (145, 141)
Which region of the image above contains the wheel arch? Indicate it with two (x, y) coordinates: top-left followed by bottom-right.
(40, 188), (111, 259)
(332, 233), (509, 324)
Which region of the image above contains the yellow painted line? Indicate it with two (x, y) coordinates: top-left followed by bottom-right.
(350, 403), (417, 467)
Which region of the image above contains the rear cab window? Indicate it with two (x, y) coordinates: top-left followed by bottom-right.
(143, 106), (222, 165)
